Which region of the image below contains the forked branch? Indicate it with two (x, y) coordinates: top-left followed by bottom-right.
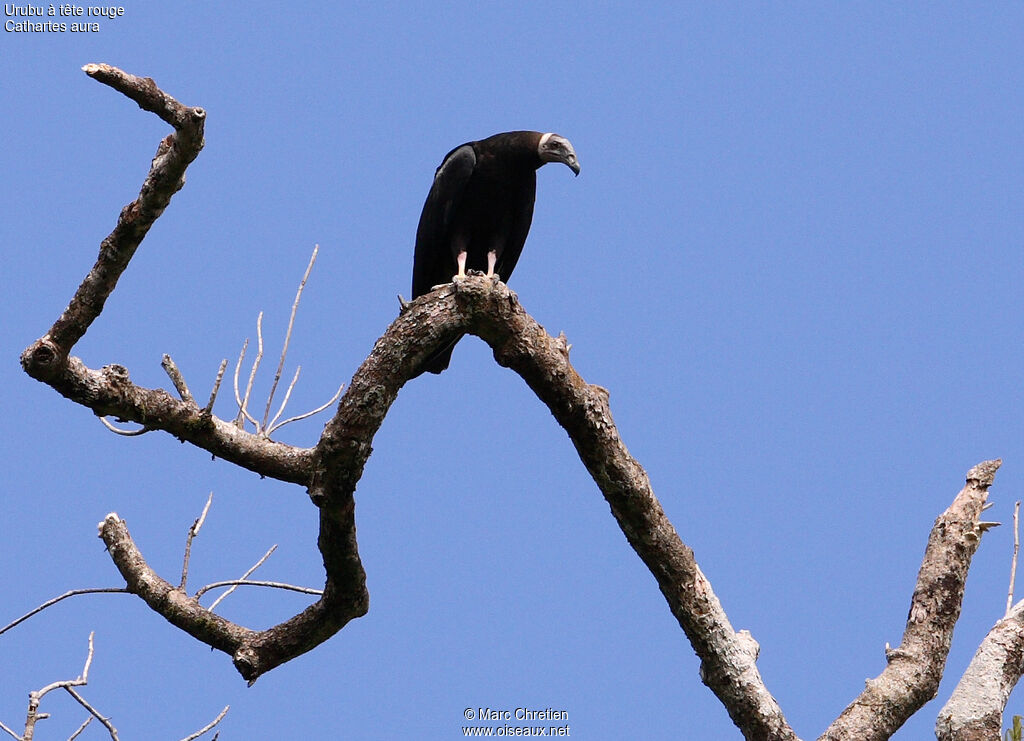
(17, 65), (1015, 740)
(1, 632), (228, 741)
(820, 460), (1002, 741)
(229, 251), (345, 440)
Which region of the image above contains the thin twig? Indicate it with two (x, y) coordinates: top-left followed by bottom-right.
(1, 589), (129, 636)
(232, 337), (250, 427)
(23, 635), (106, 741)
(240, 312), (265, 428)
(195, 579), (321, 602)
(206, 544), (278, 611)
(267, 382), (345, 436)
(205, 359), (228, 413)
(262, 244), (319, 430)
(67, 715), (93, 741)
(32, 632), (94, 696)
(161, 354), (195, 405)
(82, 634), (95, 680)
(178, 706), (229, 741)
(99, 417), (150, 436)
(64, 687), (117, 741)
(1009, 501), (1021, 616)
(0, 718), (20, 740)
(180, 493), (215, 590)
(265, 366), (302, 435)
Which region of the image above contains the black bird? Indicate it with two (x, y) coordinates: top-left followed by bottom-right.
(411, 131), (580, 376)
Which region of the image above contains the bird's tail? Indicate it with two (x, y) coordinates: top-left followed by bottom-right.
(410, 334), (463, 378)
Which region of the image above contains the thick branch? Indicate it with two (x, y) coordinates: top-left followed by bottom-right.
(40, 64), (204, 355)
(19, 67), (311, 484)
(29, 69), (1001, 737)
(311, 276), (797, 740)
(820, 460), (1002, 741)
(462, 279), (796, 739)
(34, 358), (313, 482)
(936, 599), (1024, 740)
(99, 514), (254, 655)
(98, 513), (363, 682)
(20, 67), (366, 684)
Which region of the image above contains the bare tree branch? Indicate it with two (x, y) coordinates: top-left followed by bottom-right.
(820, 460), (1002, 741)
(19, 65), (1019, 740)
(99, 417), (150, 436)
(266, 366), (302, 432)
(205, 359), (228, 413)
(934, 504), (1024, 740)
(6, 630), (226, 740)
(97, 512), (345, 683)
(194, 580), (322, 601)
(206, 545), (278, 611)
(15, 60), (800, 715)
(935, 599), (1024, 740)
(235, 312), (265, 430)
(18, 65), (363, 684)
(1, 589), (129, 637)
(1010, 501), (1020, 616)
(0, 718), (21, 741)
(162, 354), (195, 405)
(224, 246), (339, 439)
(266, 380), (344, 436)
(98, 514), (257, 659)
(67, 716), (93, 741)
(33, 64), (204, 355)
(63, 687), (118, 741)
(307, 275), (799, 739)
(178, 706), (229, 741)
(20, 633), (120, 741)
(180, 493), (215, 590)
(19, 67), (312, 484)
(262, 244), (319, 430)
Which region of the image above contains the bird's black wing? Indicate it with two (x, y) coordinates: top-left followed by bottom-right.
(493, 172), (537, 282)
(412, 143), (476, 298)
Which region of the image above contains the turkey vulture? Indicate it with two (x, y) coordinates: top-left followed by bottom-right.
(411, 130), (580, 377)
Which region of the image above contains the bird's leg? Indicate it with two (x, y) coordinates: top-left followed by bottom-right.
(486, 250), (500, 282)
(454, 250), (468, 282)
(431, 248), (468, 291)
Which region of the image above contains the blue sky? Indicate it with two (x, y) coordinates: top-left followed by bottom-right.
(3, 3), (1022, 738)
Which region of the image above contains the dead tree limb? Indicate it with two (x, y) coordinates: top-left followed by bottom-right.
(935, 599), (1024, 739)
(17, 67), (798, 728)
(2, 631), (228, 741)
(820, 460), (1002, 741)
(18, 65), (1017, 740)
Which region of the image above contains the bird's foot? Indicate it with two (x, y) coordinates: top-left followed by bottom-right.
(433, 273), (467, 291)
(488, 272), (502, 285)
(397, 294), (411, 315)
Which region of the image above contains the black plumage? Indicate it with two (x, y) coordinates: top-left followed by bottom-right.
(411, 130), (580, 376)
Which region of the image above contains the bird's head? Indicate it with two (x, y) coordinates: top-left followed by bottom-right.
(538, 133), (580, 176)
